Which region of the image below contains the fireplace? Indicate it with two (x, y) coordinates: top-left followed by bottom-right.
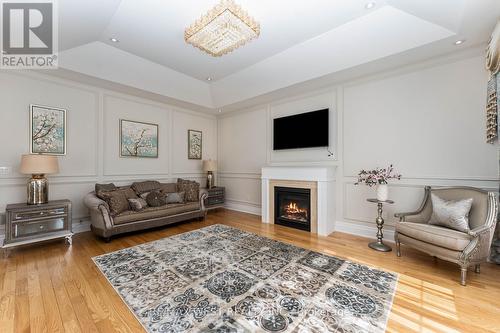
(274, 186), (311, 231)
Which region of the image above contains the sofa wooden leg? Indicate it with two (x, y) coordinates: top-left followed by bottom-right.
(104, 237), (111, 243)
(460, 267), (467, 286)
(475, 264), (480, 274)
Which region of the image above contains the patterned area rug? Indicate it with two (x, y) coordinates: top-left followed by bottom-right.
(93, 224), (398, 333)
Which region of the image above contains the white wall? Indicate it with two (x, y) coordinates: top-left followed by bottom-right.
(0, 71), (217, 236)
(217, 52), (498, 237)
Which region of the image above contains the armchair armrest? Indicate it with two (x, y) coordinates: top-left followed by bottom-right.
(394, 186), (431, 222)
(467, 225), (492, 238)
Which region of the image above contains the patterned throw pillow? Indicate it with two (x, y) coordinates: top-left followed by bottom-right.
(128, 198), (148, 211)
(177, 178), (200, 202)
(95, 183), (117, 193)
(165, 192), (185, 204)
(99, 188), (137, 216)
(428, 193), (473, 232)
(146, 190), (167, 207)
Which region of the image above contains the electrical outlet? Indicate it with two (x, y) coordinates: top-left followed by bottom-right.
(0, 166), (10, 175)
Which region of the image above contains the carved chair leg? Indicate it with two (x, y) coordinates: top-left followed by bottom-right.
(460, 267), (467, 286)
(394, 233), (401, 257)
(475, 264), (480, 274)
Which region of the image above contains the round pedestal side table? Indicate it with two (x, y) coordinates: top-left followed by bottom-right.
(367, 198), (394, 252)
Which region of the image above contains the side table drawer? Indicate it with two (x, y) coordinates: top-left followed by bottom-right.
(12, 218), (66, 239)
(13, 207), (66, 221)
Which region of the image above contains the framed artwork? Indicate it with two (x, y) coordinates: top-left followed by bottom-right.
(188, 129), (202, 159)
(30, 104), (67, 155)
(120, 119), (158, 158)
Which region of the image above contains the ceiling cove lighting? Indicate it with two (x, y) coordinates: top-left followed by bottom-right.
(184, 0), (260, 57)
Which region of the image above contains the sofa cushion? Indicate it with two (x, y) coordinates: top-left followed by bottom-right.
(396, 221), (471, 251)
(113, 202), (201, 225)
(99, 188), (137, 216)
(160, 183), (177, 194)
(146, 190), (166, 207)
(131, 180), (161, 194)
(177, 178), (200, 202)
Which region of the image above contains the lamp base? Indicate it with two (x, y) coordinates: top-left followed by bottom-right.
(206, 171), (214, 189)
(27, 174), (48, 205)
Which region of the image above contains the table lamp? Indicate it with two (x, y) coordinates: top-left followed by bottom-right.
(202, 159), (217, 189)
(20, 154), (59, 204)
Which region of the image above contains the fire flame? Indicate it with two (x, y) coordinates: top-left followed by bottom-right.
(284, 202), (308, 218)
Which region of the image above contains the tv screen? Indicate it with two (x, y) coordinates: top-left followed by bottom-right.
(273, 109), (329, 150)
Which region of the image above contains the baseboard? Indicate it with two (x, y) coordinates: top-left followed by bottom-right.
(224, 200), (261, 216)
(335, 220), (395, 242)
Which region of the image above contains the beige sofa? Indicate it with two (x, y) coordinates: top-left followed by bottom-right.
(83, 181), (208, 241)
(394, 186), (498, 286)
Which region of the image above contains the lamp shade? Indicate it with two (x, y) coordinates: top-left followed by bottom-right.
(20, 154), (59, 175)
(202, 159), (217, 172)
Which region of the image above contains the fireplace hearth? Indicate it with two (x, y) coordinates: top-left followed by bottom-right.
(274, 186), (311, 231)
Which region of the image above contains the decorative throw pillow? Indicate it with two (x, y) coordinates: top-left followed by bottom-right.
(428, 193), (473, 232)
(146, 190), (166, 207)
(139, 192), (150, 200)
(131, 180), (161, 195)
(99, 188), (137, 216)
(177, 178), (200, 202)
(128, 198), (148, 211)
(165, 191), (185, 204)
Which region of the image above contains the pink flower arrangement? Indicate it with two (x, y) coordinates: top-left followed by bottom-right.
(355, 164), (402, 187)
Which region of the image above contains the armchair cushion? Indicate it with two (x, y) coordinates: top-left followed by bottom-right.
(396, 221), (471, 251)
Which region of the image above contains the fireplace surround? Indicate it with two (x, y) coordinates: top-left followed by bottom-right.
(261, 166), (336, 236)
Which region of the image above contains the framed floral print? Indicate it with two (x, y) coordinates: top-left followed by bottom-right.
(120, 119), (159, 158)
(188, 129), (202, 160)
(30, 104), (67, 155)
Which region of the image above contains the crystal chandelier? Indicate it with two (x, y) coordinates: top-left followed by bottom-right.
(184, 0), (260, 57)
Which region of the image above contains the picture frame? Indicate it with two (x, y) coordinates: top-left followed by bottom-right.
(30, 104), (67, 155)
(188, 129), (202, 160)
(120, 119), (159, 158)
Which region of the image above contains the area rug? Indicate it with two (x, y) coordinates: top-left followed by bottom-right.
(93, 224), (398, 333)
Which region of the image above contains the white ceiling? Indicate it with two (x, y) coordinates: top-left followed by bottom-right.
(53, 0), (499, 111)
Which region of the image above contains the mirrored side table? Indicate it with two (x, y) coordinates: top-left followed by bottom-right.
(367, 198), (394, 252)
(3, 200), (72, 257)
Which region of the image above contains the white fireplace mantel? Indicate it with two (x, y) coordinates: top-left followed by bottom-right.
(261, 166), (336, 236)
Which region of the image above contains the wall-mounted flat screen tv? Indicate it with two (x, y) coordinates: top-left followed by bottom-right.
(273, 109), (329, 150)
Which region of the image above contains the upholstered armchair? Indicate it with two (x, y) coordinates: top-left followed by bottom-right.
(394, 186), (498, 286)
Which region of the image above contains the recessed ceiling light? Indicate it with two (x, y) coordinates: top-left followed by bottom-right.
(218, 109), (222, 113)
(365, 2), (376, 9)
(206, 77), (212, 81)
(110, 37), (119, 43)
(454, 40), (465, 45)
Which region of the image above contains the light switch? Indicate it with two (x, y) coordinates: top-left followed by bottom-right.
(0, 167), (11, 175)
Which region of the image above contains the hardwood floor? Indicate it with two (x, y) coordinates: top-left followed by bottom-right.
(1, 209), (499, 333)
